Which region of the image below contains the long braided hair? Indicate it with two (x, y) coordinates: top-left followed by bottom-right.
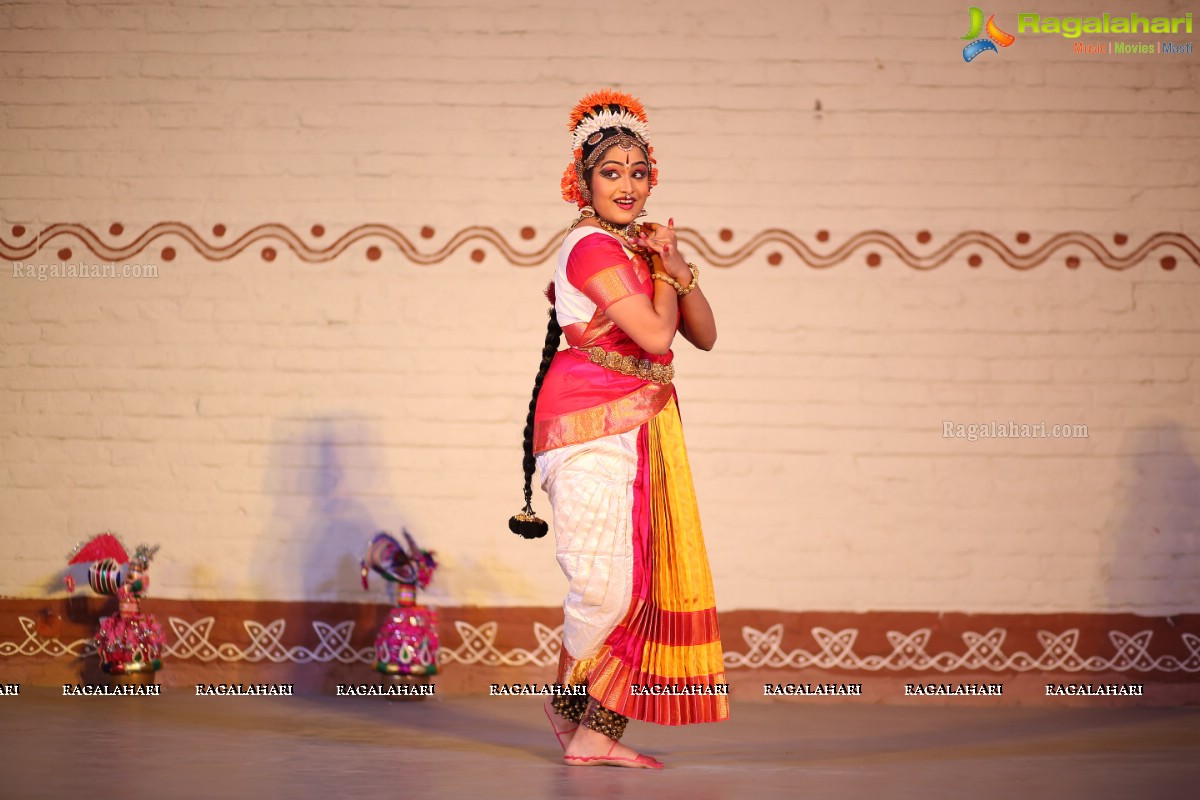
(508, 296), (560, 539)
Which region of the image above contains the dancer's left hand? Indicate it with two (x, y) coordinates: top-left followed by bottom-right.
(637, 219), (691, 283)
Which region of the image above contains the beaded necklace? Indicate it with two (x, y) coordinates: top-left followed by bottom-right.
(592, 215), (649, 261)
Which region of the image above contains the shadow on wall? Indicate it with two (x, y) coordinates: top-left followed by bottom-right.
(252, 417), (410, 604)
(1106, 422), (1200, 615)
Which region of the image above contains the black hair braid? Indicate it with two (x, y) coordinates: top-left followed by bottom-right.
(508, 308), (561, 539)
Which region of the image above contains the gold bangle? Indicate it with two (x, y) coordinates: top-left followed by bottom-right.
(679, 263), (700, 296)
(651, 263), (700, 296)
(651, 272), (683, 293)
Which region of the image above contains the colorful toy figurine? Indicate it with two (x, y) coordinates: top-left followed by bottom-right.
(360, 530), (439, 696)
(67, 533), (164, 684)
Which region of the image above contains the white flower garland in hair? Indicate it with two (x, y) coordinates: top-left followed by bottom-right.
(571, 108), (650, 151)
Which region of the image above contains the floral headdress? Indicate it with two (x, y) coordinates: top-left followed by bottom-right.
(560, 89), (658, 208)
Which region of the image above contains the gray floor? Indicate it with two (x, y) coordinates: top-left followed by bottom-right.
(1, 688), (1197, 799)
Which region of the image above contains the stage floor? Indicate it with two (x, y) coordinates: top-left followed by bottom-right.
(2, 689), (1196, 799)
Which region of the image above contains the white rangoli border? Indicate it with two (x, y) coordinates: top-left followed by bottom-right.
(2, 617), (1197, 672)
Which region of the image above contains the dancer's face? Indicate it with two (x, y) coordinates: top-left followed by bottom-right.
(588, 144), (650, 225)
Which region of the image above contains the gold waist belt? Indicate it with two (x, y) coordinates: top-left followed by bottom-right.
(577, 346), (674, 385)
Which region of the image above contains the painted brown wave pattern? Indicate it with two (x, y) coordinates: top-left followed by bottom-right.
(684, 229), (1198, 271)
(1, 222), (1196, 270)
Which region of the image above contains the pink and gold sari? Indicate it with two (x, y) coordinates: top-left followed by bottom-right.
(533, 227), (728, 725)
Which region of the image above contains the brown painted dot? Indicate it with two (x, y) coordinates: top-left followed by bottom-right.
(520, 226), (536, 240)
(213, 224), (226, 237)
(816, 229), (830, 242)
(968, 254), (983, 268)
(866, 252), (881, 268)
(1161, 256), (1176, 271)
(766, 252), (783, 266)
(109, 222), (123, 236)
(311, 224), (325, 237)
(366, 245), (381, 261)
(12, 225), (25, 236)
(420, 226), (436, 239)
(57, 248), (71, 260)
(1066, 255), (1080, 269)
(162, 247), (175, 261)
(719, 228), (733, 242)
(262, 247), (276, 262)
(1114, 233), (1127, 246)
(916, 230), (931, 244)
(470, 248), (485, 263)
(1016, 231), (1030, 244)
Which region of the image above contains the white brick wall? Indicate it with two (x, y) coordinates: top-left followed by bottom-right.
(1, 0), (1197, 614)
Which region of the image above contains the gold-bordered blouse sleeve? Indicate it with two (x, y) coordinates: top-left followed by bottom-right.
(580, 262), (644, 312)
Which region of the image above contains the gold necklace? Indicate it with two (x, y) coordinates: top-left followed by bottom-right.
(594, 216), (642, 249)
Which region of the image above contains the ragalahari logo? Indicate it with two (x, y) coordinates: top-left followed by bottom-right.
(961, 7), (1016, 62)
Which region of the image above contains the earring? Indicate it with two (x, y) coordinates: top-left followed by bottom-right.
(636, 209), (648, 218)
(569, 205), (597, 231)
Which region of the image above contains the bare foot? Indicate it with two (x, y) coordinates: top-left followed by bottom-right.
(562, 725), (664, 769)
(543, 697), (578, 752)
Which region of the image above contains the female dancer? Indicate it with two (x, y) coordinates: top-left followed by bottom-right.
(510, 89), (728, 769)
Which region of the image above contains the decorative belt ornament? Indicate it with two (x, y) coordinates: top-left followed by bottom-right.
(581, 346), (674, 385)
(361, 530), (439, 699)
(65, 532), (164, 685)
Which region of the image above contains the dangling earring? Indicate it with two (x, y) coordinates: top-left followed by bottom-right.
(570, 205), (597, 230)
(636, 209), (648, 218)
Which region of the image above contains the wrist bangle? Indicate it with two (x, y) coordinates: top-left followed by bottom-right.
(651, 272), (683, 293)
(652, 263), (700, 296)
(679, 262), (699, 296)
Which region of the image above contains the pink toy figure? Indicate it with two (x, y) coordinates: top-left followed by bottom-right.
(68, 535), (164, 684)
(361, 530), (439, 697)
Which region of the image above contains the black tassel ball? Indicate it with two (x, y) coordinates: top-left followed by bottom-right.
(509, 512), (549, 539)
